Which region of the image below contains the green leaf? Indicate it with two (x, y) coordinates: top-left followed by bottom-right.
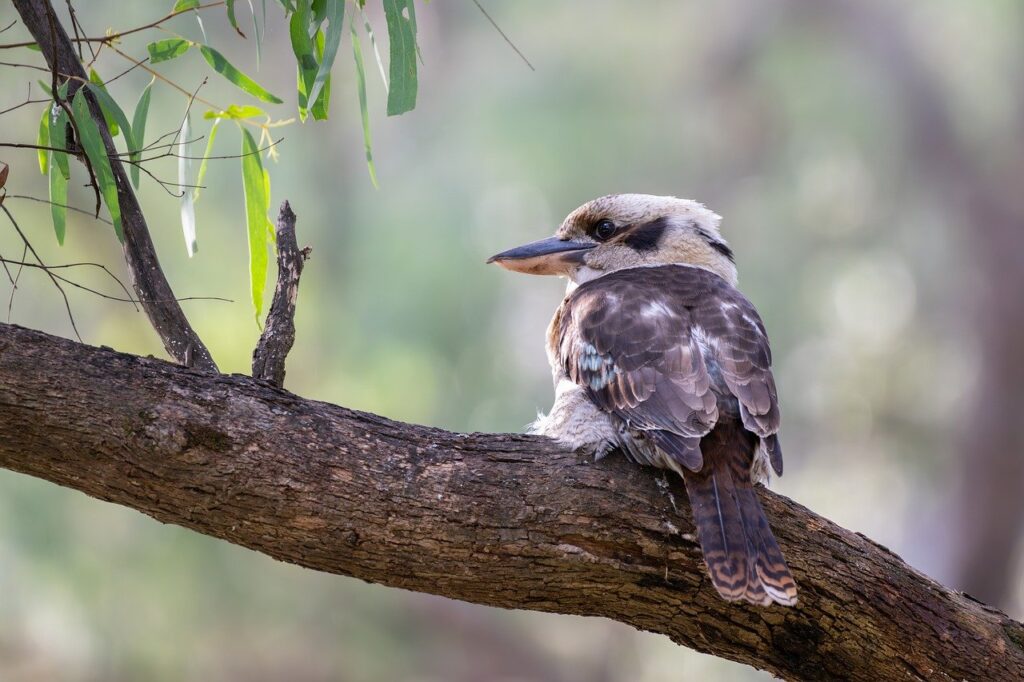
(147, 38), (192, 63)
(193, 118), (220, 202)
(289, 0), (317, 122)
(130, 78), (154, 189)
(204, 104), (266, 120)
(48, 152), (67, 244)
(226, 0), (246, 36)
(383, 0), (417, 116)
(178, 113), (198, 257)
(88, 69), (119, 137)
(311, 0), (327, 24)
(85, 81), (136, 155)
(310, 29), (330, 120)
(37, 106), (49, 175)
(359, 5), (389, 92)
(306, 0), (342, 109)
(240, 127), (270, 320)
(48, 105), (70, 181)
(173, 0), (200, 10)
(200, 45), (283, 104)
(351, 20), (377, 187)
(72, 89), (123, 241)
(406, 0), (423, 64)
(251, 0), (263, 67)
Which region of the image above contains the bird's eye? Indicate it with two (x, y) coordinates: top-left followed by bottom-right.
(593, 219), (616, 241)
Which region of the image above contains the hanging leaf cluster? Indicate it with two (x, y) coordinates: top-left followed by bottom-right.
(35, 0), (423, 323)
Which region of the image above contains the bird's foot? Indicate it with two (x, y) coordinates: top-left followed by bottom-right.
(576, 440), (617, 464)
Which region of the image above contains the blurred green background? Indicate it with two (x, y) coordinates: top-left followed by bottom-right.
(2, 1), (1023, 680)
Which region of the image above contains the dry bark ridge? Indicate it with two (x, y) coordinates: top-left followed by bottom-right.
(11, 0), (218, 372)
(0, 321), (1021, 682)
(252, 201), (309, 387)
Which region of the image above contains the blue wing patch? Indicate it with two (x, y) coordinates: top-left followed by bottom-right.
(578, 342), (619, 390)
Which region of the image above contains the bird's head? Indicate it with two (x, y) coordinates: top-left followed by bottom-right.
(487, 194), (737, 286)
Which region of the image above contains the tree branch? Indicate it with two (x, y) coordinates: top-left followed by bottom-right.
(252, 200), (309, 387)
(11, 0), (218, 372)
(0, 321), (1020, 682)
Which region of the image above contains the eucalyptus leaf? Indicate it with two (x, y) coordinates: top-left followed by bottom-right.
(241, 127), (270, 320)
(406, 0), (423, 64)
(179, 113), (198, 257)
(306, 0), (343, 110)
(48, 105), (70, 181)
(251, 0), (263, 67)
(130, 78), (154, 189)
(310, 30), (330, 120)
(226, 0), (246, 36)
(204, 105), (266, 120)
(383, 0), (417, 116)
(173, 0), (200, 10)
(48, 153), (67, 244)
(351, 20), (377, 187)
(200, 45), (283, 104)
(359, 5), (388, 92)
(85, 81), (136, 154)
(193, 119), (220, 202)
(88, 69), (119, 136)
(37, 106), (49, 175)
(290, 0), (317, 122)
(71, 89), (122, 241)
(147, 38), (192, 63)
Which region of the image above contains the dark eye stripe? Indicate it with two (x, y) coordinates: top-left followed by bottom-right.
(623, 217), (669, 252)
(696, 227), (734, 262)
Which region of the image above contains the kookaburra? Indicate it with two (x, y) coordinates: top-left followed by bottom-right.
(488, 194), (797, 606)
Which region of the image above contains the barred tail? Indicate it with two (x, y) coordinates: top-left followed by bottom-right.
(680, 426), (797, 606)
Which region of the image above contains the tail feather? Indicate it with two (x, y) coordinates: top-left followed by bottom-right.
(680, 426), (797, 606)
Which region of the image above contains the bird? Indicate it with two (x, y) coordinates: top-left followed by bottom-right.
(487, 193), (797, 606)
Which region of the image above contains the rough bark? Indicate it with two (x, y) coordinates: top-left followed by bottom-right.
(252, 201), (308, 387)
(12, 0), (218, 372)
(0, 322), (1021, 681)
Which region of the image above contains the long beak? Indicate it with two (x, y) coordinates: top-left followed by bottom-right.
(486, 236), (595, 275)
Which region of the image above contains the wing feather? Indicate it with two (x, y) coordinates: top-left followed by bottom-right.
(559, 264), (784, 477)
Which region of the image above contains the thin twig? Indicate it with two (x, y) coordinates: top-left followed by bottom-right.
(0, 256), (137, 311)
(0, 257), (233, 307)
(0, 141), (79, 154)
(4, 193), (113, 225)
(0, 95), (49, 117)
(5, 243), (27, 320)
(471, 0), (535, 71)
(0, 246), (15, 287)
(133, 136), (282, 163)
(0, 59), (51, 72)
(0, 1), (227, 50)
(0, 204), (80, 340)
(65, 0), (87, 63)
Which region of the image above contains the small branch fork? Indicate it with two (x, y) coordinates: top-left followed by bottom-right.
(253, 200), (310, 387)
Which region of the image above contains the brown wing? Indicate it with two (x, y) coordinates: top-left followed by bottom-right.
(691, 278), (783, 475)
(558, 272), (719, 471)
(562, 265), (783, 476)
